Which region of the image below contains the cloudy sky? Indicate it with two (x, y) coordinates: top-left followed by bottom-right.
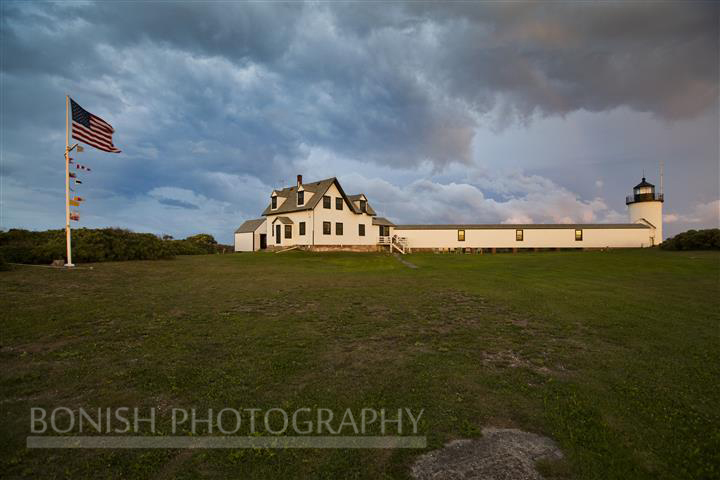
(1, 1), (718, 243)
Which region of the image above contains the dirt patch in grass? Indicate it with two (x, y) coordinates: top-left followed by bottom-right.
(481, 350), (563, 376)
(432, 290), (533, 330)
(411, 427), (565, 480)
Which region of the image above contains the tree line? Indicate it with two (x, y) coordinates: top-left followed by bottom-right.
(0, 228), (232, 265)
(660, 228), (719, 251)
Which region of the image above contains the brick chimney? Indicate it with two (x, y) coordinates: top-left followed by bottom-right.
(297, 174), (302, 188)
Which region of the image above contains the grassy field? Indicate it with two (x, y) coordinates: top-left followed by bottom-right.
(1, 249), (718, 479)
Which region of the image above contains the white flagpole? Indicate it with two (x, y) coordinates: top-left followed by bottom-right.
(65, 95), (74, 267)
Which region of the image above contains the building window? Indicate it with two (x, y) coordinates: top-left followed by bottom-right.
(323, 195), (331, 209)
(299, 222), (306, 236)
(297, 190), (304, 206)
(359, 200), (367, 213)
(336, 222), (343, 235)
(271, 196), (277, 209)
(458, 229), (465, 242)
(323, 221), (331, 235)
(336, 197), (343, 210)
(516, 229), (523, 241)
(379, 225), (390, 237)
(359, 224), (365, 236)
(575, 229), (583, 241)
(284, 225), (292, 239)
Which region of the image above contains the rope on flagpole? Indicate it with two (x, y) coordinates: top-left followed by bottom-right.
(65, 95), (75, 267)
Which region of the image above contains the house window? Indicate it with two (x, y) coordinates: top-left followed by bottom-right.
(458, 229), (465, 242)
(336, 222), (343, 235)
(379, 225), (390, 236)
(336, 197), (343, 210)
(323, 196), (331, 209)
(297, 190), (304, 206)
(516, 229), (523, 241)
(360, 200), (367, 213)
(299, 222), (306, 236)
(575, 229), (583, 241)
(359, 224), (365, 236)
(323, 221), (331, 235)
(284, 225), (292, 239)
(271, 196), (277, 209)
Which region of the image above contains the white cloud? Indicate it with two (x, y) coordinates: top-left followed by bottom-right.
(340, 170), (627, 226)
(662, 200), (720, 236)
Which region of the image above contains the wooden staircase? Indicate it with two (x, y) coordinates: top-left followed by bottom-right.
(378, 235), (409, 254)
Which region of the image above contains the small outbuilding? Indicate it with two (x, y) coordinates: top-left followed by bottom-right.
(234, 218), (267, 252)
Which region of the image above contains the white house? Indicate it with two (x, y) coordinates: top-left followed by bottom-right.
(234, 175), (664, 253)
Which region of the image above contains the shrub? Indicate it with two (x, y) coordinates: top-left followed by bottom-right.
(0, 228), (225, 264)
(661, 229), (720, 251)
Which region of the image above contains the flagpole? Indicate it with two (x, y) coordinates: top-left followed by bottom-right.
(65, 95), (74, 267)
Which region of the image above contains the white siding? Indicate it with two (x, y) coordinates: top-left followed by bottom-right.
(234, 232), (254, 252)
(267, 211), (314, 247)
(395, 226), (654, 249)
(628, 201), (663, 244)
(311, 184), (375, 246)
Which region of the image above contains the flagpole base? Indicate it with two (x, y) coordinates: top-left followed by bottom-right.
(64, 263), (75, 268)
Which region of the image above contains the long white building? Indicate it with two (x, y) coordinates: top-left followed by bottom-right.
(234, 175), (663, 253)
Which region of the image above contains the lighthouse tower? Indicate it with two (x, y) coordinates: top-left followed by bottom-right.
(626, 177), (664, 245)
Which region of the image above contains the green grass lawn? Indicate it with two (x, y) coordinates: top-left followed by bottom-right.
(1, 249), (718, 479)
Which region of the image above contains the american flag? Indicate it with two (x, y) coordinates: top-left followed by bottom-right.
(70, 98), (121, 153)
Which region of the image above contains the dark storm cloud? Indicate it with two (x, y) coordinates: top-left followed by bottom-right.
(1, 2), (302, 73)
(3, 2), (717, 169)
(333, 2), (719, 121)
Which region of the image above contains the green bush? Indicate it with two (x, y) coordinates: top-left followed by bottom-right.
(0, 228), (226, 264)
(661, 229), (720, 251)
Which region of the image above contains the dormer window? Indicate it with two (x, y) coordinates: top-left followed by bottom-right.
(271, 195), (277, 210)
(297, 190), (304, 206)
(359, 200), (367, 213)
